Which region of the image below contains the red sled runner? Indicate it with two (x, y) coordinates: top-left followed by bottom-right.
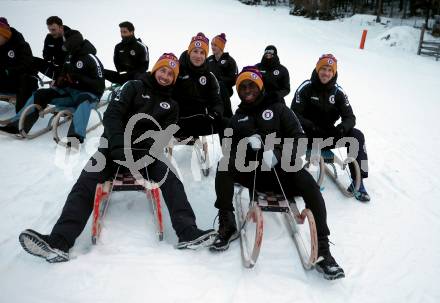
(91, 171), (164, 244)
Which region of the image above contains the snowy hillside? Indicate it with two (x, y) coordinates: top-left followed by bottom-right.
(1, 0), (440, 302)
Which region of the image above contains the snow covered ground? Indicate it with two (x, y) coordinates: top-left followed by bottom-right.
(1, 1), (440, 302)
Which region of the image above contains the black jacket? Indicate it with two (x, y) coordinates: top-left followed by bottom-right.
(0, 27), (35, 81)
(229, 93), (305, 165)
(173, 50), (223, 118)
(207, 52), (238, 97)
(103, 72), (178, 151)
(256, 54), (290, 99)
(290, 70), (356, 137)
(113, 36), (149, 78)
(42, 25), (71, 70)
(61, 35), (105, 96)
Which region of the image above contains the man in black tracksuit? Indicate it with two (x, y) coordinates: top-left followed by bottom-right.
(34, 16), (71, 80)
(104, 21), (149, 85)
(173, 33), (224, 138)
(207, 33), (238, 118)
(18, 54), (216, 263)
(1, 30), (105, 142)
(211, 66), (345, 280)
(291, 54), (370, 202)
(0, 17), (38, 112)
(255, 45), (290, 100)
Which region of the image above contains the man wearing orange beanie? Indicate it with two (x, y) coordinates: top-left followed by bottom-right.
(211, 65), (345, 280)
(0, 17), (38, 112)
(207, 33), (238, 118)
(173, 32), (224, 139)
(18, 53), (217, 263)
(291, 54), (370, 202)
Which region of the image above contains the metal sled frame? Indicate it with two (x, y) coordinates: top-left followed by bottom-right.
(91, 172), (164, 245)
(304, 149), (361, 197)
(167, 136), (210, 177)
(102, 84), (121, 105)
(13, 101), (107, 142)
(234, 186), (318, 270)
(0, 95), (17, 124)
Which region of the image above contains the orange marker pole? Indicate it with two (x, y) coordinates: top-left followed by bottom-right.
(360, 30), (368, 49)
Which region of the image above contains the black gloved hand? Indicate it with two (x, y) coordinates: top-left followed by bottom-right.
(110, 148), (126, 162)
(333, 124), (345, 137)
(207, 110), (221, 121)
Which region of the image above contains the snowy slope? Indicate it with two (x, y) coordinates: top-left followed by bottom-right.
(1, 1), (440, 302)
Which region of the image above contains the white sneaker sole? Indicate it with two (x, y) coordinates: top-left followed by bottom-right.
(19, 230), (69, 263)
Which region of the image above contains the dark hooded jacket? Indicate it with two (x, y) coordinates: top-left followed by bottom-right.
(207, 52), (238, 97)
(0, 27), (35, 81)
(113, 35), (149, 77)
(290, 69), (356, 137)
(60, 30), (105, 96)
(173, 50), (223, 119)
(229, 91), (305, 166)
(255, 54), (290, 100)
(42, 25), (71, 69)
(103, 72), (178, 152)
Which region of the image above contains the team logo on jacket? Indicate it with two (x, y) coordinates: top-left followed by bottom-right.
(76, 61), (84, 69)
(329, 95), (335, 104)
(273, 70), (280, 76)
(160, 102), (170, 110)
(262, 110), (274, 121)
(7, 50), (15, 58)
(199, 76), (207, 85)
(221, 60), (226, 64)
(130, 50), (136, 56)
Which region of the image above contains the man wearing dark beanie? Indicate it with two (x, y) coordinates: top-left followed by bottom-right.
(256, 45), (290, 101)
(0, 17), (38, 112)
(207, 33), (238, 118)
(104, 21), (149, 85)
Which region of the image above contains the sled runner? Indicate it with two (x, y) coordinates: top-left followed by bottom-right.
(304, 149), (361, 197)
(101, 83), (121, 105)
(91, 170), (164, 244)
(167, 135), (210, 177)
(0, 95), (16, 124)
(0, 100), (107, 142)
(234, 185), (319, 269)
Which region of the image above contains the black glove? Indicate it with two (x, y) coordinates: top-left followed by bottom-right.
(207, 110), (221, 121)
(110, 148), (126, 162)
(333, 124), (345, 137)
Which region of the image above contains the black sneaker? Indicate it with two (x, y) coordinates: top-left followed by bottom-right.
(315, 253), (345, 280)
(348, 179), (371, 202)
(0, 124), (19, 135)
(210, 210), (239, 251)
(177, 227), (217, 250)
(19, 229), (69, 263)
